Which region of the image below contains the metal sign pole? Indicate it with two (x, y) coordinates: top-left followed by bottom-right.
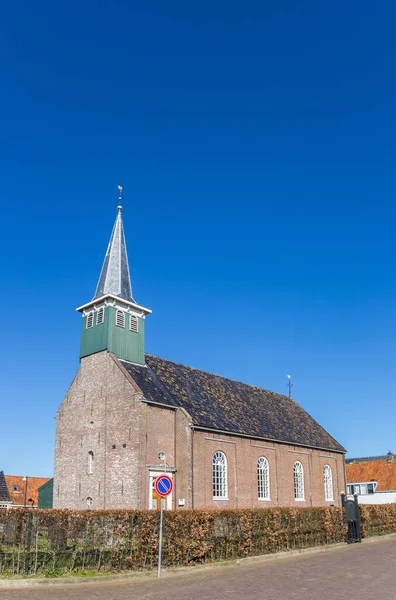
(157, 498), (164, 577)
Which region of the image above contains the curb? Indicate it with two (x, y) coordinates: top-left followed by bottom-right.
(1, 533), (396, 589)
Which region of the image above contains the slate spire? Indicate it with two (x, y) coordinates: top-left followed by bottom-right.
(92, 189), (134, 303)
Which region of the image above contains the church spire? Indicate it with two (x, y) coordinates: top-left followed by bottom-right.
(77, 186), (151, 365)
(92, 186), (134, 303)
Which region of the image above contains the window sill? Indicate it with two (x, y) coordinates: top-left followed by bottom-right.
(295, 498), (305, 502)
(258, 498), (271, 502)
(213, 497), (229, 501)
(325, 498), (334, 502)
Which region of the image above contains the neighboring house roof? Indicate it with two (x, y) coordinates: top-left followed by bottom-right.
(346, 453), (393, 464)
(5, 476), (51, 506)
(0, 471), (10, 503)
(346, 457), (396, 491)
(120, 354), (345, 453)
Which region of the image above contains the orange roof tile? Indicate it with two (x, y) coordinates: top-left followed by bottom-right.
(346, 459), (396, 491)
(5, 475), (51, 507)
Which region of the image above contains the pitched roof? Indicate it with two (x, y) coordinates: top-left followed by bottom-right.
(120, 354), (345, 453)
(5, 476), (51, 506)
(0, 471), (10, 503)
(346, 457), (396, 491)
(93, 207), (134, 303)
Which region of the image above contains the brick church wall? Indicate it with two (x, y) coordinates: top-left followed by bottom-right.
(54, 351), (144, 510)
(54, 351), (193, 511)
(54, 351), (345, 510)
(191, 430), (345, 509)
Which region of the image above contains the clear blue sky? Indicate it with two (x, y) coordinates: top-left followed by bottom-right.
(1, 1), (395, 476)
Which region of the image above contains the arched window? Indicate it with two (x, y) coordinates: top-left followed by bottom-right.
(88, 451), (94, 475)
(293, 461), (304, 500)
(212, 451), (228, 499)
(257, 457), (270, 500)
(86, 312), (94, 328)
(116, 310), (125, 328)
(86, 497), (93, 508)
(324, 464), (334, 501)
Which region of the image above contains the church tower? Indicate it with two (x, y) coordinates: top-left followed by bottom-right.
(76, 188), (151, 365)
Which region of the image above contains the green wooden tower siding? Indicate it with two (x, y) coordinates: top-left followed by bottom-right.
(38, 479), (53, 509)
(80, 306), (145, 365)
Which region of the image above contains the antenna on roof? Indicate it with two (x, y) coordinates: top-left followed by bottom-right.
(287, 374), (293, 398)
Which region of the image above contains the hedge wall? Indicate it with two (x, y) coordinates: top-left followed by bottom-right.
(359, 504), (396, 538)
(2, 505), (394, 576)
(0, 507), (347, 576)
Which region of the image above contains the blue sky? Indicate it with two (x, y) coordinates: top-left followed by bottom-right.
(1, 1), (395, 476)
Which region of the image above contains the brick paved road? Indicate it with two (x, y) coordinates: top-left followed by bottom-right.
(2, 537), (396, 600)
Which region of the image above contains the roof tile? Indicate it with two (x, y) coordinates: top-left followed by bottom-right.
(5, 476), (51, 506)
(120, 355), (345, 452)
(346, 459), (396, 491)
(0, 471), (10, 503)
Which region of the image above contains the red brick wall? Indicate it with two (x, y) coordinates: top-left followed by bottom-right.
(54, 352), (145, 510)
(191, 431), (345, 509)
(54, 351), (345, 510)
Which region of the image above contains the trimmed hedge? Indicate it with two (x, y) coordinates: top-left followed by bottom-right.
(2, 504), (396, 576)
(0, 507), (346, 576)
(1, 505), (394, 576)
(359, 504), (396, 538)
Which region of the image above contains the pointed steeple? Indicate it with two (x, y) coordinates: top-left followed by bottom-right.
(76, 186), (151, 365)
(93, 206), (134, 303)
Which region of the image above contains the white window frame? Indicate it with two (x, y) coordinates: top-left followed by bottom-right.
(212, 451), (228, 500)
(88, 451), (94, 475)
(348, 481), (377, 495)
(86, 312), (94, 329)
(96, 307), (104, 325)
(257, 457), (270, 501)
(116, 309), (125, 328)
(324, 464), (334, 501)
(294, 461), (305, 501)
(129, 314), (138, 332)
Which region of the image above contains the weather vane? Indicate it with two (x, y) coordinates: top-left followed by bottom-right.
(117, 185), (123, 210)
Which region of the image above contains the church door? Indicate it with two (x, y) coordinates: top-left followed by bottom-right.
(149, 472), (173, 510)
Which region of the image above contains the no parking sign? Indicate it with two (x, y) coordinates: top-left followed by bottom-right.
(154, 474), (173, 498)
(155, 474), (173, 578)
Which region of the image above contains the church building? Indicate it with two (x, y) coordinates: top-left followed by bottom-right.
(53, 195), (346, 510)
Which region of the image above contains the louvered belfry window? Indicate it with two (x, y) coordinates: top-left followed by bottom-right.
(129, 314), (138, 332)
(96, 307), (104, 325)
(212, 451), (228, 499)
(86, 313), (94, 329)
(116, 310), (125, 328)
(257, 457), (270, 500)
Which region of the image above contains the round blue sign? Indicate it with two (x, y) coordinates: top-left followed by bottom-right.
(154, 474), (173, 497)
